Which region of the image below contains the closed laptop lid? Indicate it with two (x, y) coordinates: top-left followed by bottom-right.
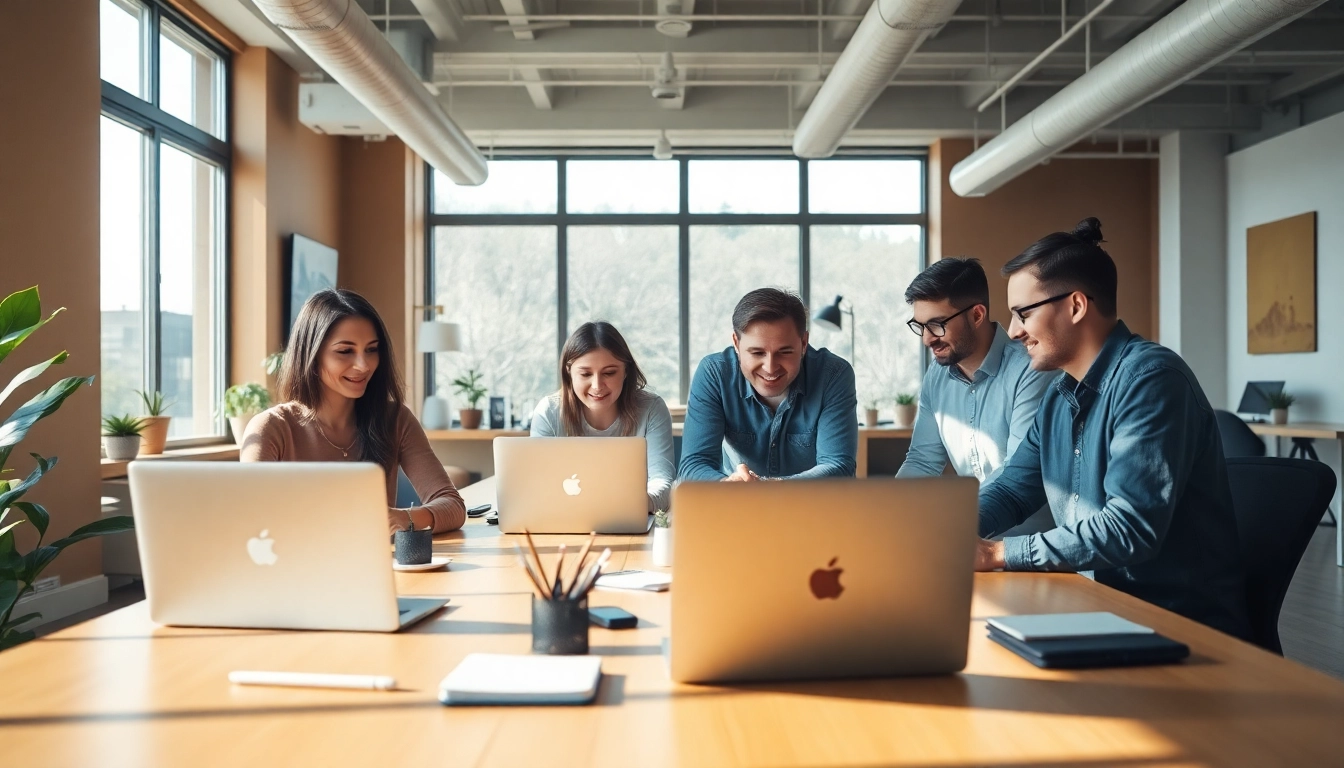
(129, 462), (401, 632)
(494, 436), (648, 534)
(670, 477), (979, 683)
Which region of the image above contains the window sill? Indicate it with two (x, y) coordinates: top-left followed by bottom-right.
(101, 443), (240, 480)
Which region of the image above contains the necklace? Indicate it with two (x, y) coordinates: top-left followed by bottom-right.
(314, 421), (357, 458)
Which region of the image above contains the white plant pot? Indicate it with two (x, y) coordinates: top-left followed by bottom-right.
(651, 526), (673, 568)
(863, 409), (879, 428)
(894, 404), (917, 429)
(229, 412), (258, 445)
(1271, 408), (1288, 425)
(103, 435), (142, 461)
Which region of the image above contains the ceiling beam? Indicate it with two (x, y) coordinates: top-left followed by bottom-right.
(499, 0), (539, 41)
(519, 67), (555, 108)
(406, 0), (463, 41)
(1267, 64), (1344, 102)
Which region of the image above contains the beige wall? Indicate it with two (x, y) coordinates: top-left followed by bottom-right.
(931, 139), (1159, 340)
(0, 0), (104, 585)
(230, 48), (343, 389)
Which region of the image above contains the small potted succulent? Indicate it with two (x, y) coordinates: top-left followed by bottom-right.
(1267, 391), (1296, 425)
(223, 382), (272, 444)
(451, 368), (487, 430)
(102, 414), (146, 461)
(862, 398), (882, 428)
(651, 508), (672, 568)
(894, 392), (917, 429)
(135, 389), (174, 455)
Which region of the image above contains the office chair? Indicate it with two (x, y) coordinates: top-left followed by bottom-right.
(1225, 457), (1336, 655)
(1215, 410), (1266, 458)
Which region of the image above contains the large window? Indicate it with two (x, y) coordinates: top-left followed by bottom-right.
(427, 156), (926, 424)
(100, 0), (228, 441)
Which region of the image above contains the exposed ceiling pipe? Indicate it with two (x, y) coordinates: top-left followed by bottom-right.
(252, 0), (487, 186)
(791, 0), (966, 159)
(949, 0), (1330, 197)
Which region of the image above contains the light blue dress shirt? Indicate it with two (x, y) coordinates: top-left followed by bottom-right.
(897, 324), (1053, 484)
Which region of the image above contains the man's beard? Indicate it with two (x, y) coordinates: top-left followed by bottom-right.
(931, 337), (972, 368)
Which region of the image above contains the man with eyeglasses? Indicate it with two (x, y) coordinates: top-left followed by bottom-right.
(974, 218), (1250, 639)
(896, 258), (1053, 486)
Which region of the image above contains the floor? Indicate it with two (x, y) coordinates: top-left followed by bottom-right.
(32, 529), (1344, 680)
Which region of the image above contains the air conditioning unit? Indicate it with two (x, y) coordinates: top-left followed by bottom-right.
(299, 82), (392, 137)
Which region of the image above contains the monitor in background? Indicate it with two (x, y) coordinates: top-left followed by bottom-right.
(1237, 381), (1285, 418)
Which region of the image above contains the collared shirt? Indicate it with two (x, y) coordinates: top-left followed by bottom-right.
(896, 324), (1053, 484)
(980, 321), (1250, 638)
(679, 345), (858, 480)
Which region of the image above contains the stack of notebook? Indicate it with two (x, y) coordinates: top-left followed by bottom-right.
(986, 612), (1190, 669)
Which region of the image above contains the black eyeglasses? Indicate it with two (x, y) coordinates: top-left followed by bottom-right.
(906, 305), (975, 338)
(1009, 292), (1090, 323)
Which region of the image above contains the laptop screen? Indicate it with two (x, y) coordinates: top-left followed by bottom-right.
(1236, 381), (1284, 415)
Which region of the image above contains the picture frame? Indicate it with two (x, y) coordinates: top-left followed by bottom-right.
(489, 396), (511, 430)
(286, 234), (339, 340)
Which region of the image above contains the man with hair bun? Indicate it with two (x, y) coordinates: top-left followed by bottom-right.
(975, 218), (1250, 640)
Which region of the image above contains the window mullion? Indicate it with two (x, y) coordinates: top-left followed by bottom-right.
(678, 157), (690, 404)
(146, 129), (163, 397)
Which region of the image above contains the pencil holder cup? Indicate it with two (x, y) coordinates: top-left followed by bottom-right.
(394, 527), (433, 565)
(531, 596), (589, 655)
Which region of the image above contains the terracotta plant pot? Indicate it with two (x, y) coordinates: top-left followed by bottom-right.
(894, 404), (917, 429)
(229, 412), (258, 446)
(137, 416), (171, 455)
(459, 408), (484, 430)
(864, 409), (879, 428)
(1271, 407), (1288, 425)
(103, 435), (142, 462)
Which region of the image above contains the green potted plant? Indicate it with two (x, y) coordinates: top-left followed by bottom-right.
(862, 398), (882, 428)
(223, 382), (271, 445)
(894, 392), (917, 429)
(134, 389), (174, 455)
(101, 414), (146, 461)
(651, 508), (672, 568)
(1, 286), (135, 651)
(1266, 391), (1296, 425)
(451, 369), (487, 430)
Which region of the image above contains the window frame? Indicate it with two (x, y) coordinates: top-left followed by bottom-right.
(425, 153), (928, 405)
(100, 0), (232, 446)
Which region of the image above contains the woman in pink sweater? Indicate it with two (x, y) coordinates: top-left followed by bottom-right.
(241, 289), (466, 534)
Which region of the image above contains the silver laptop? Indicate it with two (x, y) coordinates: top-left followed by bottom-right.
(494, 436), (649, 534)
(129, 462), (446, 632)
(669, 477), (979, 683)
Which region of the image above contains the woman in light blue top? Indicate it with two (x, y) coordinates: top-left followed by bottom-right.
(530, 321), (675, 513)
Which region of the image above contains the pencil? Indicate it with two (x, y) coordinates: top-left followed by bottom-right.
(513, 546), (549, 599)
(553, 544), (567, 599)
(567, 532), (597, 595)
(522, 529), (550, 591)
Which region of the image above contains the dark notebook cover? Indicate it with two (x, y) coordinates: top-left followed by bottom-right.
(988, 626), (1190, 669)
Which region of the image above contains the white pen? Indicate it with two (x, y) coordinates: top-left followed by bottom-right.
(228, 671), (398, 691)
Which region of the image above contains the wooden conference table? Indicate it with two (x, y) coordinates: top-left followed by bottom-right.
(4, 478), (1344, 767)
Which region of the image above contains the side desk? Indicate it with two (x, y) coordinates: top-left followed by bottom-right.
(1248, 422), (1344, 566)
(3, 476), (1344, 766)
(426, 426), (913, 479)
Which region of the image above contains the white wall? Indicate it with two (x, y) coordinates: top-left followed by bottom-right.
(1159, 132), (1229, 408)
(1226, 110), (1344, 468)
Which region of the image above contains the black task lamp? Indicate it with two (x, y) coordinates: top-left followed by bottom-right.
(813, 295), (855, 364)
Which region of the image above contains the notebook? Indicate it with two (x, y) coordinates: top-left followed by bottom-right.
(437, 654), (603, 705)
(985, 612), (1155, 642)
(594, 570), (671, 592)
(988, 627), (1190, 669)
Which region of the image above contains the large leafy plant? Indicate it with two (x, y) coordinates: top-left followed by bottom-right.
(451, 369), (487, 410)
(1, 286), (134, 651)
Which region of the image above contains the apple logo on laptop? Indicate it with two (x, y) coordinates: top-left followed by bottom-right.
(562, 473), (582, 496)
(809, 557), (844, 600)
(247, 529), (278, 566)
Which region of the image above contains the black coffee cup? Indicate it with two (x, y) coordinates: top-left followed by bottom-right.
(394, 526), (433, 565)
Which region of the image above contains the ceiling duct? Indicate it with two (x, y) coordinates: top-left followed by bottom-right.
(949, 0), (1330, 197)
(652, 52), (680, 99)
(791, 0), (965, 159)
(252, 0), (487, 186)
(656, 0), (693, 37)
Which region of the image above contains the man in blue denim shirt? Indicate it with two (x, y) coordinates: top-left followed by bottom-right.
(680, 288), (858, 481)
(976, 218), (1250, 639)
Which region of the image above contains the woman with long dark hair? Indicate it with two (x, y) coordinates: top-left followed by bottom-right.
(241, 289), (466, 534)
(530, 321), (675, 512)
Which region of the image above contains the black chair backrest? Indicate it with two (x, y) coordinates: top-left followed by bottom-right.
(1215, 410), (1266, 458)
(1225, 457), (1336, 654)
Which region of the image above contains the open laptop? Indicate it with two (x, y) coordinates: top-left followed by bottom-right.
(494, 436), (649, 534)
(669, 477), (979, 683)
(128, 462), (446, 632)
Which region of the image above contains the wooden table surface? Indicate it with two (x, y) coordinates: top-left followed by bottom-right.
(1247, 421), (1344, 440)
(3, 478), (1343, 767)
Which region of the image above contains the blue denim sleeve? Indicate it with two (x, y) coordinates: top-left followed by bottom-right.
(1002, 366), (1195, 571)
(678, 358), (730, 481)
(983, 365), (1054, 486)
(784, 357), (858, 479)
(643, 395), (676, 512)
(896, 371), (948, 478)
(978, 412), (1047, 537)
